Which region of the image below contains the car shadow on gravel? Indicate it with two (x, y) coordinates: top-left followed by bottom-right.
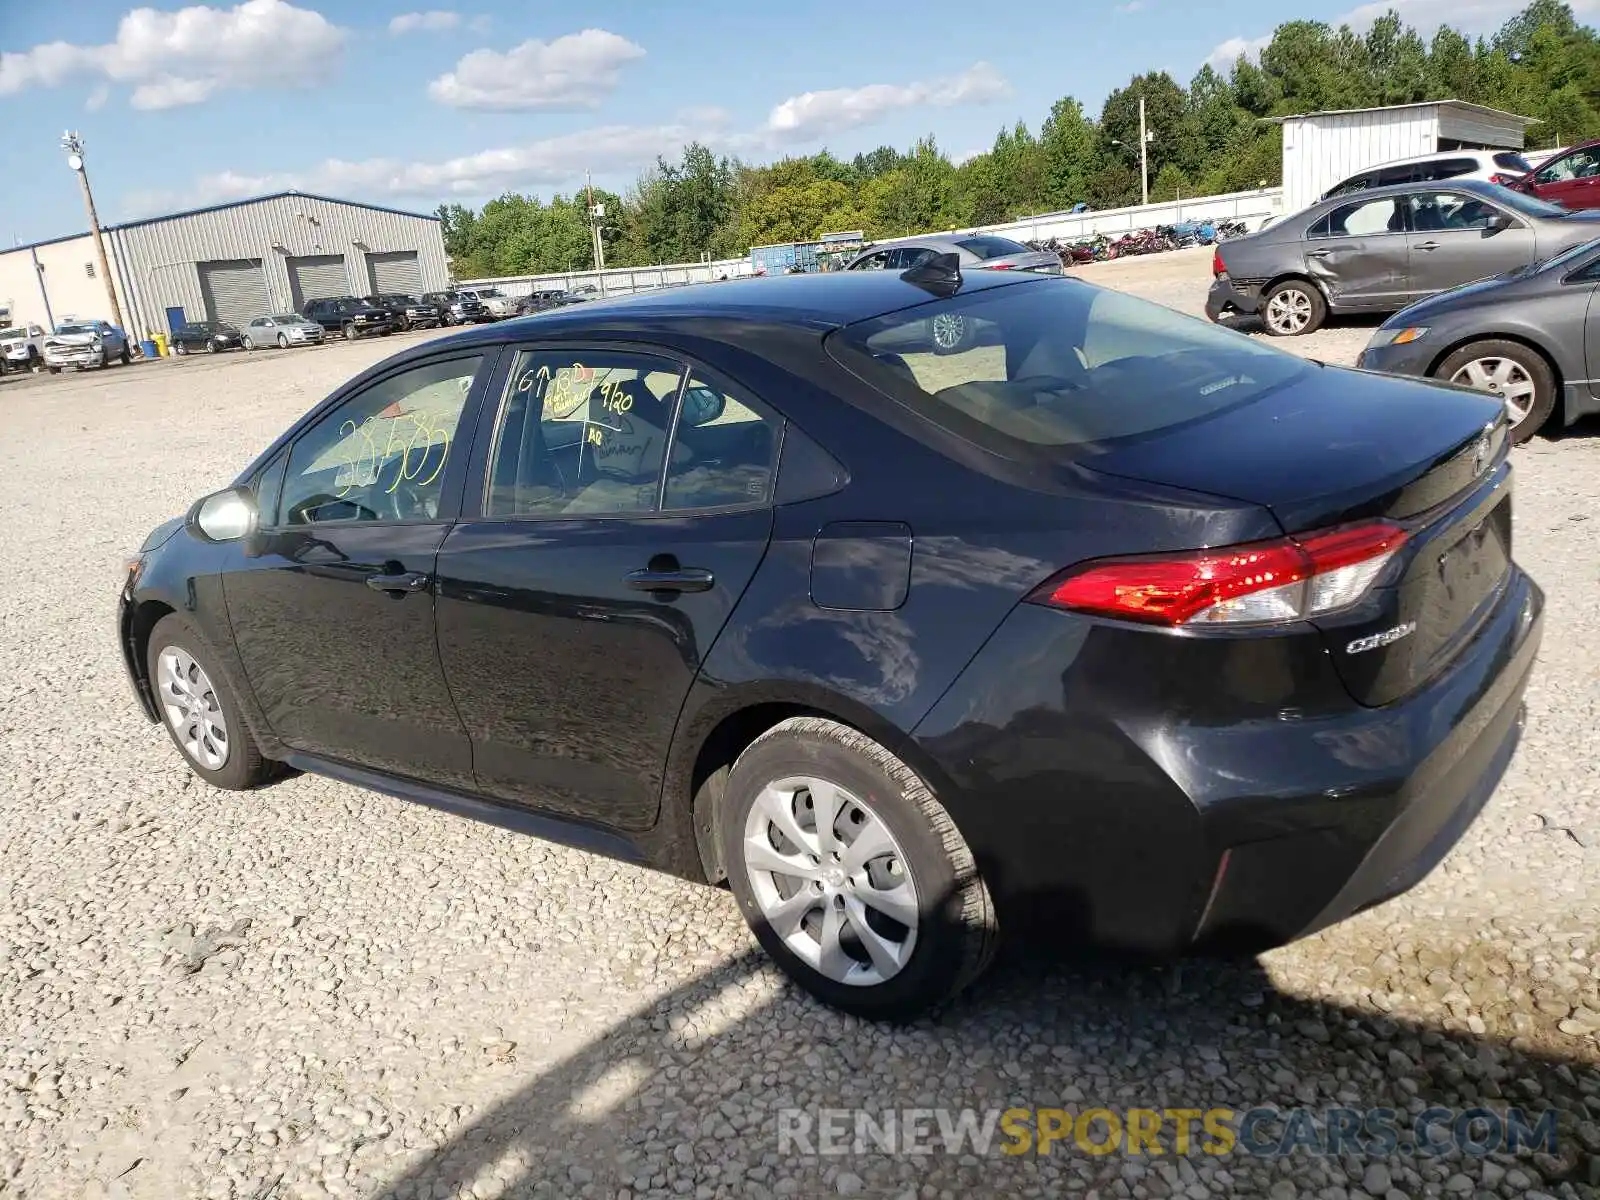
(370, 894), (1600, 1200)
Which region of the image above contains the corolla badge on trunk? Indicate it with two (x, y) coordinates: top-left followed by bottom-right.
(1346, 621), (1417, 655)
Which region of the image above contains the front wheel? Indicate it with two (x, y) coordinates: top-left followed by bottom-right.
(343, 323), (359, 341)
(146, 614), (274, 790)
(174, 342), (188, 356)
(720, 717), (998, 1020)
(1435, 340), (1556, 444)
(277, 334), (289, 349)
(205, 339), (217, 354)
(1260, 280), (1326, 336)
(242, 336), (255, 352)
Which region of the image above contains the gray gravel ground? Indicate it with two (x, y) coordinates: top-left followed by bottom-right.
(1, 262), (1597, 1200)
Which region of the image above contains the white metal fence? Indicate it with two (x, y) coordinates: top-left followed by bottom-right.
(458, 186), (1287, 297)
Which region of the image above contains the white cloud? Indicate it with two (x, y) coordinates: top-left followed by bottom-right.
(0, 0), (344, 109)
(389, 10), (459, 35)
(1206, 0), (1600, 70)
(1204, 34), (1272, 70)
(427, 28), (645, 110)
(125, 122), (709, 215)
(764, 62), (1010, 140)
(85, 84), (110, 111)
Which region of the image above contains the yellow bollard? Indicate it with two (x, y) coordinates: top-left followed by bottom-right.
(153, 332), (168, 358)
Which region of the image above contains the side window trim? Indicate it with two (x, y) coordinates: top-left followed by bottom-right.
(659, 361), (786, 516)
(469, 343), (689, 522)
(270, 346), (499, 530)
(461, 340), (789, 522)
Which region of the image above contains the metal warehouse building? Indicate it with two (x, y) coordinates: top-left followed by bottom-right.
(0, 190), (449, 339)
(1272, 100), (1537, 215)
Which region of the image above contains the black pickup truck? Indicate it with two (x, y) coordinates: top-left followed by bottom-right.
(363, 293), (444, 331)
(301, 296), (395, 341)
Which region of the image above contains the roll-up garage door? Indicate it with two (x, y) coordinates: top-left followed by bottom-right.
(198, 259), (271, 326)
(287, 254), (349, 309)
(366, 251), (422, 296)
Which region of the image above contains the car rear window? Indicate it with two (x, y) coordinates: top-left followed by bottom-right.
(953, 236), (1030, 260)
(1494, 152), (1534, 172)
(1426, 157), (1479, 180)
(828, 280), (1307, 454)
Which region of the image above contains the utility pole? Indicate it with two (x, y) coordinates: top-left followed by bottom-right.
(585, 169), (607, 295)
(1138, 95), (1150, 208)
(61, 131), (125, 332)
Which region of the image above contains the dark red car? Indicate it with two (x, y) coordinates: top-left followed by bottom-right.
(1507, 141), (1600, 209)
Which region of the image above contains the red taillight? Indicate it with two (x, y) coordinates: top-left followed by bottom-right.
(1488, 173), (1513, 185)
(1212, 248), (1226, 278)
(987, 263), (1015, 270)
(1027, 521), (1408, 627)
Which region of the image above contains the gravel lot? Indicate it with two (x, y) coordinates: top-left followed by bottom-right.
(2, 259), (1597, 1200)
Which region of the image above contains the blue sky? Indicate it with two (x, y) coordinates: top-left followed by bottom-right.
(0, 0), (1580, 244)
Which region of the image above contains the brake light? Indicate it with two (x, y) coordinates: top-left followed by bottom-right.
(1028, 521), (1408, 627)
(986, 263), (1015, 270)
(1212, 248), (1226, 278)
(1488, 173), (1514, 186)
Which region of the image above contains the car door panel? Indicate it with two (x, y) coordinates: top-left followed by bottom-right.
(222, 349), (494, 790)
(1304, 196), (1410, 310)
(435, 511), (774, 829)
(434, 347), (782, 831)
(1402, 191), (1537, 299)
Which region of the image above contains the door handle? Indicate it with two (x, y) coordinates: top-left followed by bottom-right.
(625, 567), (715, 593)
(366, 571), (430, 593)
(1306, 249), (1332, 258)
(1416, 241), (1441, 251)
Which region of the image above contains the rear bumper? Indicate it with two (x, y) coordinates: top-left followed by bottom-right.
(912, 568), (1543, 955)
(1206, 276), (1262, 321)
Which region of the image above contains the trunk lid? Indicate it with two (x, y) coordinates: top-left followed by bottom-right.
(1083, 365), (1514, 706)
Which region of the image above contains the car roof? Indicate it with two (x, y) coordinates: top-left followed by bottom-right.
(421, 269), (1034, 345)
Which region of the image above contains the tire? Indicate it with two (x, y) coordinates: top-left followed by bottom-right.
(928, 311), (975, 355)
(119, 344), (131, 364)
(48, 365), (60, 374)
(174, 342), (188, 356)
(1260, 279), (1326, 336)
(443, 312), (457, 327)
(27, 349), (40, 372)
(205, 339), (217, 354)
(243, 336), (255, 352)
(277, 334), (289, 349)
(343, 323), (359, 341)
(1434, 339), (1556, 444)
(146, 614), (274, 790)
(720, 716), (998, 1020)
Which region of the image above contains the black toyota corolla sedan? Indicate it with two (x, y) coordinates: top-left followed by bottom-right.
(119, 257), (1542, 1019)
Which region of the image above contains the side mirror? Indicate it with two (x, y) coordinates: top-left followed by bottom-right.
(1486, 213), (1518, 233)
(681, 385), (725, 427)
(189, 486), (258, 542)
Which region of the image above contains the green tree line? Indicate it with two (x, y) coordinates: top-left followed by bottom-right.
(439, 0), (1600, 279)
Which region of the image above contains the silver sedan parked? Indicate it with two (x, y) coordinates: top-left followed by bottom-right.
(1207, 179), (1600, 335)
(241, 314), (326, 350)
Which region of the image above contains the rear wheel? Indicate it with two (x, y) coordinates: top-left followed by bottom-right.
(146, 614), (274, 790)
(1435, 340), (1556, 443)
(1261, 280), (1326, 336)
(720, 717), (998, 1020)
(119, 344), (131, 364)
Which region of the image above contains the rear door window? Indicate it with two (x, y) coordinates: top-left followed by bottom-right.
(828, 279), (1306, 454)
(1311, 196), (1406, 238)
(953, 236), (1031, 259)
(1423, 158), (1478, 181)
(1376, 164), (1420, 186)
